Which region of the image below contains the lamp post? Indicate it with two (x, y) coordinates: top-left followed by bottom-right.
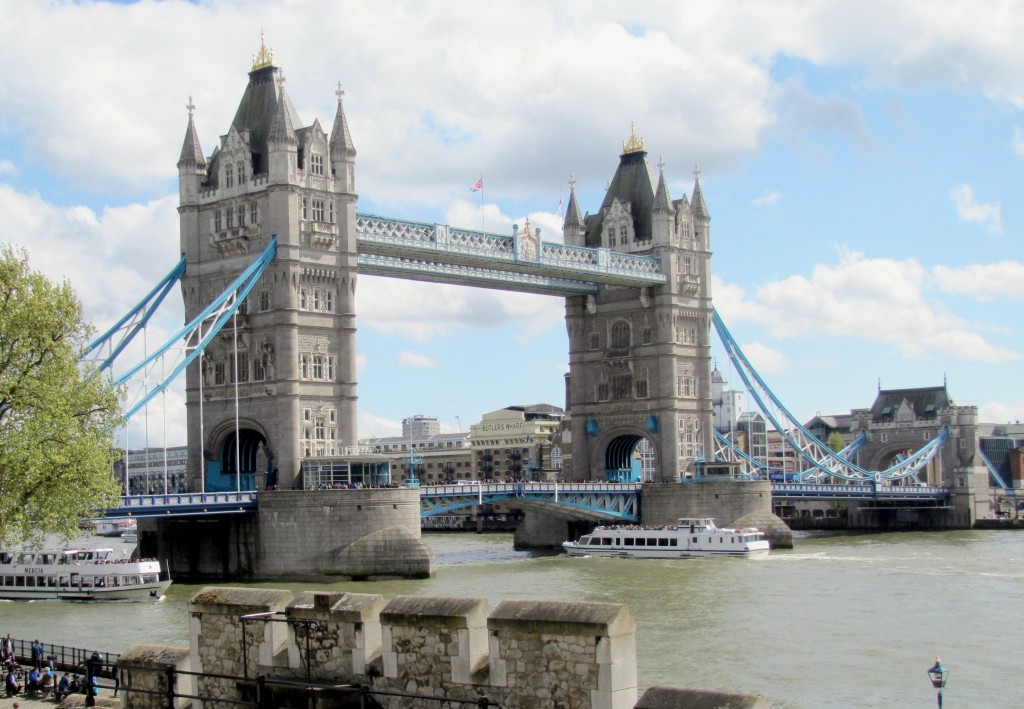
(926, 657), (949, 708)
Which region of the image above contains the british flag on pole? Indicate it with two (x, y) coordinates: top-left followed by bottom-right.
(470, 177), (483, 192)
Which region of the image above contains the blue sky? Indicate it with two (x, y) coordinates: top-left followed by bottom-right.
(1, 0), (1022, 445)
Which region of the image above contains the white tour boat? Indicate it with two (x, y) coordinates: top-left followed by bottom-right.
(0, 547), (171, 601)
(562, 517), (770, 559)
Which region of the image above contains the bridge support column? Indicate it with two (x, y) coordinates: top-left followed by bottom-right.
(641, 481), (793, 549)
(513, 512), (575, 550)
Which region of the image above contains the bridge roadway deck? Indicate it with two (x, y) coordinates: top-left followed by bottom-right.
(104, 482), (950, 520)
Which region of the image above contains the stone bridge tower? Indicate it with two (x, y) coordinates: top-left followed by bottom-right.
(563, 130), (714, 482)
(176, 43), (358, 491)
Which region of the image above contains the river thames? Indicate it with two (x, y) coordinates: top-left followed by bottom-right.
(0, 529), (1020, 707)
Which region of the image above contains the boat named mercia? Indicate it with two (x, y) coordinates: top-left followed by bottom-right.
(562, 517), (770, 559)
(0, 547), (171, 601)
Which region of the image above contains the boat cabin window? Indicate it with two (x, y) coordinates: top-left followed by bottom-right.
(142, 574), (158, 584)
(624, 538), (635, 546)
(602, 538), (612, 546)
(580, 536), (592, 545)
(692, 537), (698, 543)
(670, 539), (678, 547)
(657, 538), (668, 547)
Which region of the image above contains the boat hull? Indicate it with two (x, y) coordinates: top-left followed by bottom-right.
(562, 543), (769, 559)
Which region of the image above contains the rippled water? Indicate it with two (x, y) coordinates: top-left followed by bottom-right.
(1, 529), (1020, 707)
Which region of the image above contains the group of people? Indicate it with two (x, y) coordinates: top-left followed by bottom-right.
(2, 635), (103, 703)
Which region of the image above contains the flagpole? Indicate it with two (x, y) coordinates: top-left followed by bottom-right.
(480, 175), (484, 232)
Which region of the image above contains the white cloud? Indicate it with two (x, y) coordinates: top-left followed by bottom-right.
(396, 350), (438, 369)
(739, 341), (788, 374)
(932, 262), (1024, 301)
(0, 160), (16, 177)
(717, 248), (1019, 363)
(949, 183), (1003, 234)
(980, 401), (1024, 425)
(750, 190), (782, 207)
(1012, 127), (1024, 156)
(358, 412), (401, 439)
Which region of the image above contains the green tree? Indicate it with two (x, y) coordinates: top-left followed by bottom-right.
(0, 245), (124, 545)
(827, 431), (846, 453)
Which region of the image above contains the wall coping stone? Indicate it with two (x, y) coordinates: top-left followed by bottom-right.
(380, 595), (490, 627)
(489, 599), (636, 636)
(287, 591), (385, 622)
(189, 586), (293, 615)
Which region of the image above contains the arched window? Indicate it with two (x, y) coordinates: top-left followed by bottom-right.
(237, 161), (246, 184)
(611, 320), (631, 348)
(225, 163), (234, 188)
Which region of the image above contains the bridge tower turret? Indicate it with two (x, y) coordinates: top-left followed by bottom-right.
(177, 38), (359, 492)
(564, 128), (714, 482)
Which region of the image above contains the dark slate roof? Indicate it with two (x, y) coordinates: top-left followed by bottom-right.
(207, 65), (303, 180)
(563, 188), (584, 229)
(868, 386), (952, 422)
(177, 114), (206, 168)
(583, 150), (657, 248)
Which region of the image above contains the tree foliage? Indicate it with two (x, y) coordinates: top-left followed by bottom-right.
(827, 431), (846, 453)
(0, 245), (124, 546)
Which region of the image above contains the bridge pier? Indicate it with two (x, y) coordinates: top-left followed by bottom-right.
(641, 481), (793, 549)
(141, 489), (435, 582)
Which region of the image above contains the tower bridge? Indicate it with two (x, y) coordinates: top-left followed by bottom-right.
(99, 46), (992, 582)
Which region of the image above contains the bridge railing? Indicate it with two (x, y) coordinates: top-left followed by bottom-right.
(420, 481), (644, 495)
(771, 482), (948, 498)
(356, 214), (664, 282)
(118, 491), (258, 509)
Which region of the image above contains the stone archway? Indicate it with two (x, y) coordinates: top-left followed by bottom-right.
(206, 424), (272, 491)
(603, 433), (655, 482)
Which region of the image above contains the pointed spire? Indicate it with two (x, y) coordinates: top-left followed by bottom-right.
(268, 85), (297, 145)
(330, 81), (356, 156)
(563, 172), (584, 229)
(653, 155), (673, 213)
(690, 162), (709, 219)
(177, 96), (206, 168)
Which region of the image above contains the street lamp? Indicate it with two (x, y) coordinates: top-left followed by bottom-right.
(926, 657), (949, 708)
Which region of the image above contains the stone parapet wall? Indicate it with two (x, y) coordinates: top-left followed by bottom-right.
(181, 586), (638, 709)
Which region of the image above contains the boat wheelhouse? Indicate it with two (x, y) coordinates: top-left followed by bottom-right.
(0, 547), (170, 601)
(562, 517), (770, 559)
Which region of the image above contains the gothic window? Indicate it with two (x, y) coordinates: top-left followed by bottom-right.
(214, 362), (225, 385)
(611, 320), (631, 348)
(225, 207), (234, 229)
(259, 289), (271, 312)
(303, 409), (311, 422)
(636, 379), (648, 399)
(329, 202), (334, 223)
(237, 161), (246, 185)
(235, 358), (249, 383)
(330, 410), (336, 423)
(612, 374), (633, 400)
(314, 417), (325, 440)
(324, 290), (335, 312)
(302, 197), (308, 220)
(312, 199), (325, 222)
(214, 210), (222, 231)
(253, 357), (266, 382)
(589, 332), (600, 350)
(608, 227), (616, 247)
(312, 289), (321, 311)
(642, 326), (653, 345)
(225, 163), (234, 188)
(326, 356), (336, 381)
(299, 288), (307, 309)
(311, 355), (324, 379)
(597, 382), (609, 401)
(237, 206), (245, 227)
(311, 154), (324, 176)
(620, 225), (627, 243)
(682, 256), (693, 274)
(249, 201), (259, 224)
(300, 354), (310, 379)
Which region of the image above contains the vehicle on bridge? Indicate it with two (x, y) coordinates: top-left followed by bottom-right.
(562, 517), (770, 559)
(0, 547), (170, 601)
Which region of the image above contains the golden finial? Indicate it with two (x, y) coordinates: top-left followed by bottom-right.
(252, 29), (274, 71)
(622, 122), (645, 154)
